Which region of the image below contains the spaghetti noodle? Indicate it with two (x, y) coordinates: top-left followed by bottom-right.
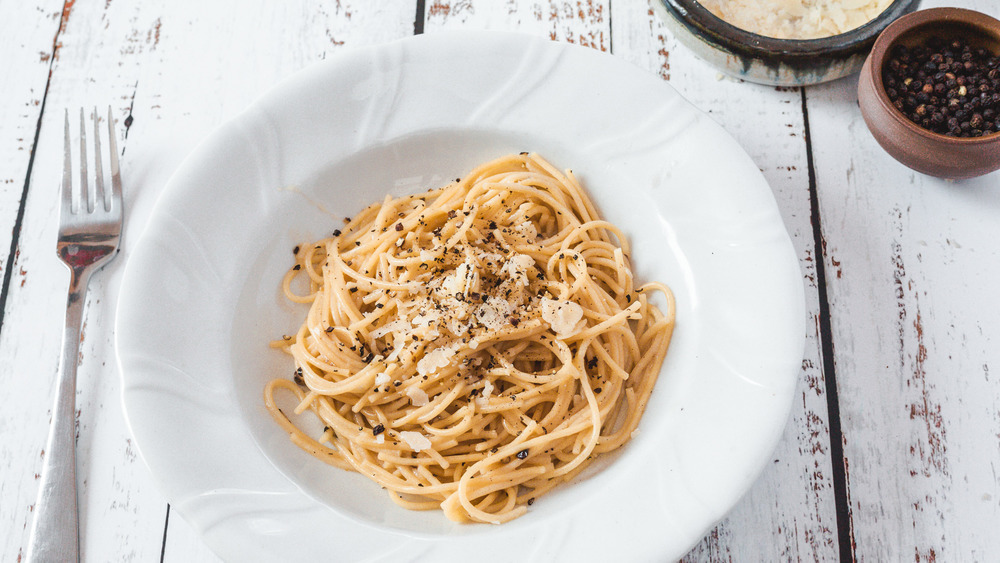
(265, 153), (675, 524)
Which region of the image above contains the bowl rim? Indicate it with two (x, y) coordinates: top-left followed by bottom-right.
(662, 0), (919, 53)
(868, 6), (1000, 145)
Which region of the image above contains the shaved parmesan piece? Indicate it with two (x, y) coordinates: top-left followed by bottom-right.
(417, 346), (455, 376)
(371, 320), (410, 339)
(412, 310), (441, 328)
(541, 298), (585, 338)
(442, 259), (480, 297)
(476, 296), (515, 331)
(513, 221), (537, 241)
(407, 386), (429, 406)
(400, 431), (432, 452)
(386, 334), (407, 361)
(448, 317), (471, 336)
(478, 252), (505, 266)
(501, 253), (535, 286)
(374, 372), (390, 387)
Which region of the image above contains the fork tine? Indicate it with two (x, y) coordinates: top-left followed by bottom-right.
(62, 109), (74, 215)
(79, 108), (92, 213)
(92, 107), (107, 212)
(107, 106), (122, 213)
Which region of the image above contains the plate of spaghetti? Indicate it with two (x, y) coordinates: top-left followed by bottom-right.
(116, 31), (804, 562)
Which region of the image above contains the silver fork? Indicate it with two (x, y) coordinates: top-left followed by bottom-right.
(28, 107), (123, 563)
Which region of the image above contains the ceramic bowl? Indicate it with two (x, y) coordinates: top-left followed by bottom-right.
(857, 8), (1000, 179)
(116, 31), (805, 562)
(657, 0), (920, 86)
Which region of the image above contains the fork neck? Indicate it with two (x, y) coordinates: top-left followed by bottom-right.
(66, 270), (91, 310)
(57, 242), (95, 313)
(63, 265), (92, 340)
(59, 242), (113, 281)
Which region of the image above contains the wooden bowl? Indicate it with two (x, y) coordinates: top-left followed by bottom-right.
(656, 0), (919, 86)
(858, 8), (1000, 179)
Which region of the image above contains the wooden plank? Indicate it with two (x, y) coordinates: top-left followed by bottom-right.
(807, 0), (1000, 560)
(425, 0), (610, 50)
(611, 3), (839, 561)
(425, 1), (838, 560)
(0, 0), (63, 314)
(0, 1), (416, 561)
(0, 0), (205, 559)
(0, 3), (96, 563)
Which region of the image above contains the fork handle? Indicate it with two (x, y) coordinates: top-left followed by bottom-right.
(28, 269), (90, 563)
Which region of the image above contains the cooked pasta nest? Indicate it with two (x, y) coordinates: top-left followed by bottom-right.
(266, 153), (674, 524)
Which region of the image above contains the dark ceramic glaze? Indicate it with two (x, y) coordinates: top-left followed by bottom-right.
(659, 0), (920, 85)
(858, 7), (1000, 179)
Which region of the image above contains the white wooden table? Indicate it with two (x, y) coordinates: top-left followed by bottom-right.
(2, 1), (998, 561)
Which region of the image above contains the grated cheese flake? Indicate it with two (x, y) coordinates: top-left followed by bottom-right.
(400, 431), (432, 452)
(501, 253), (535, 287)
(407, 386), (430, 406)
(699, 0), (892, 39)
(371, 320), (410, 339)
(540, 298), (585, 338)
(417, 345), (456, 376)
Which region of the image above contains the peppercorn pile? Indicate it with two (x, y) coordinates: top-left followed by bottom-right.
(883, 37), (1000, 137)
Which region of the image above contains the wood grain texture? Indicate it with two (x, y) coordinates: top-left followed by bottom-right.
(425, 0), (610, 49)
(425, 0), (838, 560)
(0, 3), (121, 563)
(0, 2), (416, 562)
(806, 0), (1000, 560)
(0, 0), (63, 310)
(4, 0), (997, 561)
(613, 2), (838, 561)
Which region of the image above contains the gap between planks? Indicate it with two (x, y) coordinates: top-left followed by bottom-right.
(414, 0), (425, 34)
(801, 86), (855, 563)
(0, 0), (66, 342)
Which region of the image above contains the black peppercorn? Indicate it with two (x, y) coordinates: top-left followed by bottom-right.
(883, 35), (1000, 137)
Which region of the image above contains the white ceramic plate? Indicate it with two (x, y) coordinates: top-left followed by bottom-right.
(116, 31), (804, 562)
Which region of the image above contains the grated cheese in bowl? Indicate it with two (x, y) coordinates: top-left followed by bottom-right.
(698, 0), (893, 39)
